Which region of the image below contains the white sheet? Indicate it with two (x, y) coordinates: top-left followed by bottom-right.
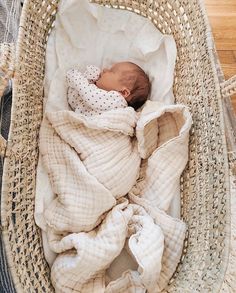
(35, 0), (180, 272)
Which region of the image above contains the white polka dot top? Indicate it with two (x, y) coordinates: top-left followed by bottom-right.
(66, 65), (128, 116)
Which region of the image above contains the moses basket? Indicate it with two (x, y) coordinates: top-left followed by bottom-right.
(1, 0), (236, 292)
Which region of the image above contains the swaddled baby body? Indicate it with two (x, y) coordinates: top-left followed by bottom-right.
(63, 61), (152, 204)
(42, 63), (151, 234)
(66, 61), (151, 115)
(59, 62), (151, 217)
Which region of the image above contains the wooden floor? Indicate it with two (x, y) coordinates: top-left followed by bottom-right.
(204, 0), (236, 113)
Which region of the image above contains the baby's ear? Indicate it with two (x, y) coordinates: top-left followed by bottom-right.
(120, 88), (130, 99)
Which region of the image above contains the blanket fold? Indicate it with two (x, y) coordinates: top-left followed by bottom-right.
(39, 100), (192, 292)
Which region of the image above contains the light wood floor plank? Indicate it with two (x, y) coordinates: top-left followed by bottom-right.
(204, 0), (236, 113)
(205, 0), (236, 6)
(205, 6), (236, 15)
(217, 51), (236, 64)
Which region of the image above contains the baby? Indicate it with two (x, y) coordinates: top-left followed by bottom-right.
(66, 61), (151, 116)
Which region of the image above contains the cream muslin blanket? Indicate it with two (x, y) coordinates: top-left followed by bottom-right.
(39, 100), (192, 293)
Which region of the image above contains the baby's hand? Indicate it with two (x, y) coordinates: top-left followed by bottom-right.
(83, 65), (101, 83)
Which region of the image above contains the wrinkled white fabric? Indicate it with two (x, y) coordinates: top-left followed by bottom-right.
(38, 100), (192, 292)
(40, 106), (141, 233)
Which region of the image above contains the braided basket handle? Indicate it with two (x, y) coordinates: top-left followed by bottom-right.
(0, 42), (15, 157)
(221, 75), (236, 99)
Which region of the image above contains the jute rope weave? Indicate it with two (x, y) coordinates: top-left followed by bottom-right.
(0, 42), (15, 156)
(0, 43), (15, 96)
(220, 152), (236, 293)
(221, 76), (236, 99)
(0, 0), (235, 292)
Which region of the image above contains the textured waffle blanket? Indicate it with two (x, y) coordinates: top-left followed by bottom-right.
(39, 100), (192, 293)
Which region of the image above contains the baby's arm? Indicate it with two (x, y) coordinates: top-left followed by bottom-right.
(83, 65), (101, 83)
(66, 68), (93, 111)
(67, 68), (86, 89)
(66, 68), (104, 112)
(67, 65), (100, 89)
(66, 68), (125, 113)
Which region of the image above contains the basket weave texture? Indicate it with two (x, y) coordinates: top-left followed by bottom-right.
(0, 0), (233, 292)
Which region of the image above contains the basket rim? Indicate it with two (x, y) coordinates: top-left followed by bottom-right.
(0, 0), (232, 292)
(187, 1), (231, 290)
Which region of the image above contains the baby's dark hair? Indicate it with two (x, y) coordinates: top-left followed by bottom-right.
(120, 62), (151, 110)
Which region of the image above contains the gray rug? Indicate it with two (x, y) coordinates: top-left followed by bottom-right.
(0, 0), (21, 43)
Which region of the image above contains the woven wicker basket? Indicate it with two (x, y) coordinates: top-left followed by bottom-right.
(1, 0), (236, 292)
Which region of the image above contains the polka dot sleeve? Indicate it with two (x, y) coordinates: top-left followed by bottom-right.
(66, 68), (107, 111)
(66, 67), (128, 116)
(83, 65), (101, 83)
(67, 87), (79, 111)
(66, 69), (88, 90)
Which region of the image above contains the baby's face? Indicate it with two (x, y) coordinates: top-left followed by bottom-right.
(95, 62), (132, 97)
